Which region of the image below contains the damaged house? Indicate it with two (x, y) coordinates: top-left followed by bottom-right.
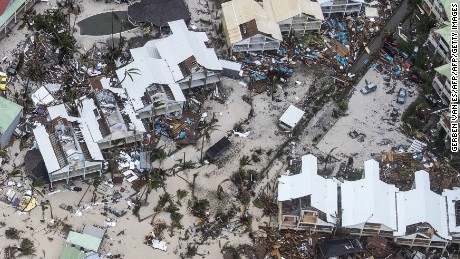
(77, 90), (146, 149)
(277, 154), (460, 251)
(32, 119), (103, 186)
(222, 0), (323, 53)
(277, 154), (338, 233)
(114, 19), (222, 119)
(341, 159), (399, 237)
(394, 171), (451, 251)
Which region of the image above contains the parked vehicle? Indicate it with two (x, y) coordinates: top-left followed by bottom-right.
(0, 72), (8, 91)
(397, 88), (407, 104)
(383, 36), (399, 47)
(425, 94), (440, 107)
(360, 83), (377, 94)
(399, 51), (409, 60)
(409, 73), (422, 83)
(7, 59), (21, 75)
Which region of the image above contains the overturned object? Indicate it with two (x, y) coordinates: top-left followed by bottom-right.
(204, 137), (231, 161)
(279, 105), (305, 131)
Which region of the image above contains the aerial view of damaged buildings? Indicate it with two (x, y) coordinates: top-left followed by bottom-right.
(0, 0), (458, 258)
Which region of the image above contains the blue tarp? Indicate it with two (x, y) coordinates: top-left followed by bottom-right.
(186, 118), (191, 124)
(177, 132), (186, 139)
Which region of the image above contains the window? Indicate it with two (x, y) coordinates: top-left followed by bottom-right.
(455, 200), (460, 226)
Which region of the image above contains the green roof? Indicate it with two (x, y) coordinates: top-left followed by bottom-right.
(66, 232), (101, 252)
(0, 96), (22, 134)
(0, 0), (28, 28)
(439, 0), (453, 21)
(435, 63), (451, 80)
(434, 24), (451, 49)
(60, 247), (85, 259)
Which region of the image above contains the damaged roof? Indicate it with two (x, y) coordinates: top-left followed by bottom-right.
(127, 0), (190, 27)
(263, 0), (324, 23)
(394, 171), (450, 240)
(341, 159), (399, 231)
(222, 0), (283, 44)
(278, 154), (338, 224)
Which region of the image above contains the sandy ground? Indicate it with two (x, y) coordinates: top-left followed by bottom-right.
(316, 68), (418, 167)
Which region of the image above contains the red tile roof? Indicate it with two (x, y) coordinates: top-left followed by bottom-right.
(0, 0), (12, 16)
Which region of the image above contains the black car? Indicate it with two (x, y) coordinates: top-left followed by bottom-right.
(7, 59), (21, 75)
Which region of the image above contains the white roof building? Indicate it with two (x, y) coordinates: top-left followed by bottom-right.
(278, 154), (338, 223)
(117, 19), (221, 112)
(394, 171), (450, 240)
(341, 159), (399, 231)
(442, 188), (460, 237)
(33, 125), (61, 173)
(279, 104), (305, 130)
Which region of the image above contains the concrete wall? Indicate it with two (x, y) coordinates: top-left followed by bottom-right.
(0, 110), (21, 148)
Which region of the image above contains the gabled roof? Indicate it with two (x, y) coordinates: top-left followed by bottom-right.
(442, 188), (460, 234)
(394, 171), (450, 240)
(0, 0), (24, 28)
(341, 160), (399, 230)
(435, 63), (451, 80)
(434, 24), (451, 49)
(222, 0), (283, 44)
(278, 154), (338, 223)
(47, 104), (104, 161)
(60, 247), (85, 259)
(0, 0), (12, 17)
(33, 125), (61, 173)
(118, 19), (220, 111)
(263, 0), (324, 23)
(66, 231), (101, 252)
(279, 104), (305, 128)
(0, 96), (22, 134)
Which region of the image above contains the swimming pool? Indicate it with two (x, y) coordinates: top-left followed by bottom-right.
(77, 11), (135, 36)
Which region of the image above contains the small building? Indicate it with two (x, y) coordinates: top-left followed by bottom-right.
(0, 96), (22, 148)
(341, 159), (399, 237)
(127, 0), (190, 28)
(279, 104), (305, 131)
(60, 247), (85, 259)
(219, 59), (242, 79)
(83, 225), (106, 240)
(65, 231), (102, 253)
(204, 137), (231, 161)
(277, 154), (337, 233)
(394, 171), (450, 251)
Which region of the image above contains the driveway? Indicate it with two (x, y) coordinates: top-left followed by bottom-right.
(350, 0), (411, 74)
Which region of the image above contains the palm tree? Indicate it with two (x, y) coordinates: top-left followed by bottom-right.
(117, 68), (140, 87)
(0, 149), (9, 161)
(200, 113), (220, 162)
